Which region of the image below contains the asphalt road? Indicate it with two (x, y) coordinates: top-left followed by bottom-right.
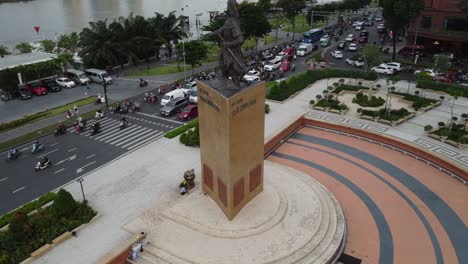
(0, 111), (182, 215)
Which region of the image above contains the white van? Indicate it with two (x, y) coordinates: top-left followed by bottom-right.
(296, 43), (313, 56)
(85, 68), (112, 84)
(65, 69), (90, 86)
(160, 89), (189, 106)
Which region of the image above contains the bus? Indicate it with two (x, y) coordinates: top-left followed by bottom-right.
(302, 28), (324, 43)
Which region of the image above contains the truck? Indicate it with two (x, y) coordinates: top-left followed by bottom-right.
(296, 43), (313, 57)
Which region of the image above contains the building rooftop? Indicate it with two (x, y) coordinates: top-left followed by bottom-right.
(0, 52), (57, 71)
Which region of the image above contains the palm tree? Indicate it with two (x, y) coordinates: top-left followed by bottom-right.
(0, 45), (11, 57)
(149, 12), (185, 57)
(78, 20), (126, 68)
(58, 33), (80, 54)
(15, 42), (33, 53)
(40, 39), (56, 53)
(56, 53), (74, 74)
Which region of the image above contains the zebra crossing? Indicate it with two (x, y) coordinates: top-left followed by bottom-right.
(125, 115), (176, 129)
(73, 117), (164, 150)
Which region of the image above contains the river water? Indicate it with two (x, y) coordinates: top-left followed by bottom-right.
(0, 0), (338, 48)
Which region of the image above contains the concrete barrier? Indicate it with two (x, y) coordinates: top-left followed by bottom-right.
(30, 243), (52, 258)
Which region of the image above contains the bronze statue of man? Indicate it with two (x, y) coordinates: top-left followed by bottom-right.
(205, 0), (247, 88)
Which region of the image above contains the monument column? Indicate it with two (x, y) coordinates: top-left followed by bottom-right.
(198, 81), (265, 220)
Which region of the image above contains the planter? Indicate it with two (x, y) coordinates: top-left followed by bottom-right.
(30, 243), (52, 258)
(52, 231), (72, 244)
(377, 119), (393, 126)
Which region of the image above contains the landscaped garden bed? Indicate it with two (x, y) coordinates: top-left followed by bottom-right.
(352, 92), (385, 107)
(0, 190), (97, 264)
(392, 92), (439, 110)
(426, 122), (468, 149)
(359, 108), (412, 125)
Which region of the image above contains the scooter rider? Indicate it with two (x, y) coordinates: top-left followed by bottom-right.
(7, 148), (18, 160)
(120, 117), (128, 128)
(37, 156), (50, 168)
(32, 139), (43, 152)
(139, 78), (147, 87)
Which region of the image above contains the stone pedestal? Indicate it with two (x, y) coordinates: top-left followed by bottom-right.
(197, 81), (266, 220)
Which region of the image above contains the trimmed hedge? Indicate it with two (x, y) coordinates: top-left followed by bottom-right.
(267, 69), (377, 101)
(0, 192), (56, 228)
(165, 119), (198, 139)
(352, 92), (385, 107)
(333, 84), (369, 94)
(431, 124), (468, 144)
(361, 108), (411, 121)
(416, 79), (468, 97)
(179, 123), (200, 146)
(392, 92), (437, 110)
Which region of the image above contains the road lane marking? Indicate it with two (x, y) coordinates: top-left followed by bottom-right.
(0, 177), (8, 182)
(49, 143), (59, 147)
(35, 148), (59, 158)
(12, 186), (25, 194)
(20, 147), (29, 152)
(86, 154), (96, 159)
(76, 161), (96, 174)
(56, 154), (77, 165)
(67, 147), (77, 152)
(54, 168), (65, 174)
(135, 111), (184, 125)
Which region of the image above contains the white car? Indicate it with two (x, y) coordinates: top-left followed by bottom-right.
(414, 68), (438, 77)
(345, 34), (355, 42)
(348, 43), (358, 51)
(382, 62), (402, 72)
(355, 25), (362, 31)
(371, 66), (395, 75)
(56, 77), (76, 88)
(330, 51), (343, 59)
(243, 70), (261, 81)
(189, 88), (197, 104)
(263, 59), (282, 71)
(346, 57), (364, 67)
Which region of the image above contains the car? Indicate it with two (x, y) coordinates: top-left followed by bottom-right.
(364, 21), (373, 26)
(383, 62), (403, 72)
(243, 70), (261, 81)
(160, 97), (188, 116)
(188, 87), (198, 104)
(358, 37), (367, 43)
(359, 30), (369, 37)
(330, 51), (343, 59)
(414, 68), (438, 77)
(346, 57), (364, 67)
(348, 43), (358, 51)
(183, 81), (197, 90)
(337, 41), (346, 49)
(355, 25), (362, 31)
(345, 34), (355, 42)
(17, 88), (32, 100)
(178, 104), (198, 121)
(433, 75), (453, 83)
(263, 58), (282, 71)
(375, 17), (383, 22)
(283, 47), (295, 55)
(56, 77), (76, 88)
(371, 66), (395, 75)
(40, 78), (62, 92)
(279, 60), (291, 72)
(377, 23), (385, 30)
(24, 82), (48, 95)
(245, 60), (257, 69)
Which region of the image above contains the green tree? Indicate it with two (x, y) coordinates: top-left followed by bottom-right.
(9, 211), (33, 240)
(58, 33), (80, 54)
(380, 0), (424, 60)
(0, 45), (11, 57)
(257, 0), (272, 10)
(238, 2), (272, 52)
(149, 11), (185, 57)
(53, 189), (76, 217)
(202, 13), (226, 46)
(434, 54), (450, 74)
(15, 42), (33, 53)
(362, 44), (381, 72)
(78, 19), (126, 68)
(176, 40), (209, 75)
(40, 39), (56, 53)
(277, 0), (306, 41)
(55, 53), (74, 73)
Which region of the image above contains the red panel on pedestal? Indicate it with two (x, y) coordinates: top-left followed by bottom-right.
(233, 177), (244, 207)
(218, 179), (227, 207)
(249, 164), (261, 192)
(203, 163), (213, 191)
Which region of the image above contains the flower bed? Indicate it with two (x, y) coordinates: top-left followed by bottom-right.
(392, 92), (437, 110)
(352, 92), (385, 107)
(0, 190), (96, 264)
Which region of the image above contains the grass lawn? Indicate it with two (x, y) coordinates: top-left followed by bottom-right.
(0, 96), (95, 134)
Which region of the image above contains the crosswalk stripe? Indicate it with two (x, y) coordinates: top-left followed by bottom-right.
(115, 128), (155, 147)
(98, 125), (142, 142)
(127, 132), (164, 150)
(105, 127), (151, 145)
(119, 130), (160, 149)
(83, 119), (120, 136)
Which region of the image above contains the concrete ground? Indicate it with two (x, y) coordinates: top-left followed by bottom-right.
(32, 78), (468, 264)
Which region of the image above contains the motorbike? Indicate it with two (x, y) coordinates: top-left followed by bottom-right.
(7, 149), (20, 160)
(35, 159), (51, 171)
(90, 122), (101, 136)
(95, 111), (104, 120)
(119, 119), (128, 130)
(31, 143), (45, 154)
(131, 104), (141, 112)
(139, 80), (148, 87)
(54, 126), (67, 136)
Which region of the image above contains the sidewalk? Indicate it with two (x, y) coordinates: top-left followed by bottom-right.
(0, 103), (102, 145)
(31, 77), (467, 264)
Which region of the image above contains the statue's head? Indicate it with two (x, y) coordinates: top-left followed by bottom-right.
(227, 0), (239, 19)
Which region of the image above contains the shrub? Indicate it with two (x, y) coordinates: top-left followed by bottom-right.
(9, 211), (33, 240)
(53, 189), (76, 217)
(357, 108), (363, 113)
(333, 82), (339, 87)
(179, 133), (188, 144)
(424, 125), (433, 132)
(267, 69), (377, 101)
(309, 100), (315, 105)
(352, 92), (385, 107)
(333, 84), (368, 94)
(438, 122), (446, 127)
(0, 192), (56, 228)
(265, 104), (270, 114)
(417, 79), (468, 97)
(165, 119), (198, 138)
(180, 123), (200, 146)
(339, 104), (348, 110)
(316, 99), (342, 110)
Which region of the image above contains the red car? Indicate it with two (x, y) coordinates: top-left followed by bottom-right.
(24, 82), (48, 96)
(283, 47), (295, 55)
(178, 104), (198, 121)
(279, 60), (291, 72)
(358, 36), (368, 43)
(433, 75), (453, 83)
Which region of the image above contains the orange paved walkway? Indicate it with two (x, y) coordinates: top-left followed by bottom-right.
(267, 126), (468, 264)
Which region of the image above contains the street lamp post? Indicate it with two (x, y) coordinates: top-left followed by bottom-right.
(102, 80), (109, 109)
(76, 178), (86, 202)
(182, 41), (187, 81)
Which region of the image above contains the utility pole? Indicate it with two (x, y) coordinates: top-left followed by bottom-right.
(102, 81), (109, 109)
(77, 178), (86, 202)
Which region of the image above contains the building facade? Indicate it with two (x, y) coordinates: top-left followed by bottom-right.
(407, 0), (468, 57)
